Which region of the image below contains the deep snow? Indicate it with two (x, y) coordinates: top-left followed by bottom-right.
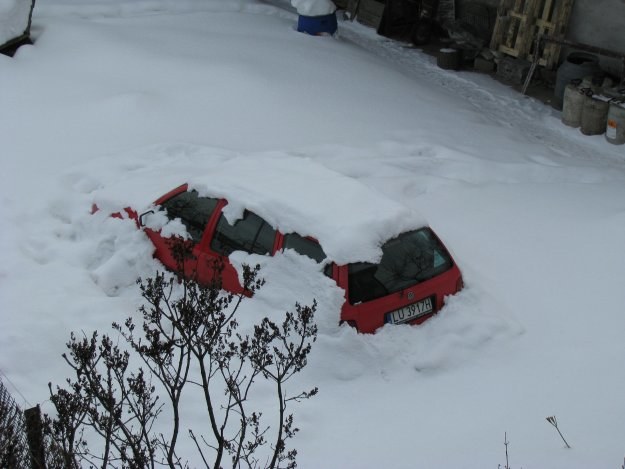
(0, 0), (32, 45)
(1, 0), (625, 467)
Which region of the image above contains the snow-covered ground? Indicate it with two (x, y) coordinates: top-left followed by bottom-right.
(1, 0), (625, 467)
(0, 0), (33, 46)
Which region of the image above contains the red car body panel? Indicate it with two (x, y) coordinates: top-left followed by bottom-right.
(134, 185), (463, 333)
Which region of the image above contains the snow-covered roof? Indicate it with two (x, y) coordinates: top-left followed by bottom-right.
(188, 154), (427, 265)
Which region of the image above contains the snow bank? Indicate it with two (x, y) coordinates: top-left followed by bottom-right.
(32, 0), (263, 19)
(87, 214), (158, 296)
(0, 0), (33, 46)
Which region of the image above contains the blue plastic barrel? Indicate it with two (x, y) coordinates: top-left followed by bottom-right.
(297, 13), (337, 35)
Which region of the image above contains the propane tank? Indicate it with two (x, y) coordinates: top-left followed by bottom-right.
(606, 100), (625, 145)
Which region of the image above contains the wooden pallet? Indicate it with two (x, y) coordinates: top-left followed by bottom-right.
(355, 0), (386, 29)
(490, 0), (575, 69)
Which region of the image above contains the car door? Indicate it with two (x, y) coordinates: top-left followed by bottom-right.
(142, 186), (221, 280)
(203, 207), (278, 294)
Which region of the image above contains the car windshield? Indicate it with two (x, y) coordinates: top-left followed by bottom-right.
(348, 228), (453, 304)
(160, 190), (219, 242)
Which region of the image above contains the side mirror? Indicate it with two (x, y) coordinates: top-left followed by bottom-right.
(138, 210), (154, 227)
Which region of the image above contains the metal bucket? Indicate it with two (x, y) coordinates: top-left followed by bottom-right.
(580, 95), (610, 136)
(437, 48), (461, 70)
(606, 101), (625, 145)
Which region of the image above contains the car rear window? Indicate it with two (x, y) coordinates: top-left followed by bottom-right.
(348, 228), (453, 304)
(160, 190), (219, 242)
(211, 211), (276, 256)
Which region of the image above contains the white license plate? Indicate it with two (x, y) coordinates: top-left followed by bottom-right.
(386, 297), (434, 325)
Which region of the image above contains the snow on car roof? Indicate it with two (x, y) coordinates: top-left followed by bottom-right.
(188, 154), (427, 264)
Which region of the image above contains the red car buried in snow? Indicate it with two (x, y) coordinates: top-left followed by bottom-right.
(118, 183), (463, 334)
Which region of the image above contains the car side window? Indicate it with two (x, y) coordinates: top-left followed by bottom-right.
(282, 233), (333, 278)
(160, 190), (219, 243)
(211, 211), (276, 256)
(282, 233), (326, 263)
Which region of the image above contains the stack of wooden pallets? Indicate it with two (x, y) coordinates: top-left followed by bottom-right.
(490, 0), (575, 69)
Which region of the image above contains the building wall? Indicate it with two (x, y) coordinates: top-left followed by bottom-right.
(567, 0), (625, 76)
(456, 0), (625, 76)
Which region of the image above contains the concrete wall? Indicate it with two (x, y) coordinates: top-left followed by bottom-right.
(567, 0), (625, 76)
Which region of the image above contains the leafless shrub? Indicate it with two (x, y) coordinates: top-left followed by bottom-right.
(46, 238), (318, 468)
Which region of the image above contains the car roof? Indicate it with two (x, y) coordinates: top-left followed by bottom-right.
(188, 154), (427, 264)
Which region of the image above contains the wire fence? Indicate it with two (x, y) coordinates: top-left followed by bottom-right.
(0, 378), (33, 469)
(0, 378), (69, 469)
